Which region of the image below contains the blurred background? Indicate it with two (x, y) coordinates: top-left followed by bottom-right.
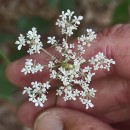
(0, 0), (130, 130)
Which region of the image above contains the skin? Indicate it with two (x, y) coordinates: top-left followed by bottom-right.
(5, 24), (130, 130)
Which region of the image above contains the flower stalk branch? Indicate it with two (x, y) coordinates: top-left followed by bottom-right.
(0, 49), (10, 64)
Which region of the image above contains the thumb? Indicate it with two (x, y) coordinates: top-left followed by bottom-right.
(34, 108), (115, 130)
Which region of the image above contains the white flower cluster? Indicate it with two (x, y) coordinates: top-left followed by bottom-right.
(89, 52), (115, 71)
(56, 10), (83, 36)
(15, 10), (115, 109)
(15, 27), (43, 55)
(23, 81), (50, 107)
(78, 29), (97, 46)
(21, 59), (44, 75)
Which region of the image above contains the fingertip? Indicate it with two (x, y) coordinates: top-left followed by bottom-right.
(34, 111), (63, 130)
(5, 61), (23, 87)
(5, 52), (51, 88)
(34, 108), (115, 130)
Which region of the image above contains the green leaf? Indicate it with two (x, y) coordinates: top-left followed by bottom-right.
(0, 33), (15, 45)
(16, 16), (51, 33)
(48, 0), (60, 8)
(48, 0), (76, 11)
(0, 49), (10, 64)
(128, 0), (130, 4)
(99, 0), (111, 4)
(112, 1), (129, 24)
(59, 0), (76, 11)
(0, 64), (16, 99)
(10, 46), (26, 61)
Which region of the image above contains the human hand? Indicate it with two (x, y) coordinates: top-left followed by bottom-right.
(6, 24), (130, 130)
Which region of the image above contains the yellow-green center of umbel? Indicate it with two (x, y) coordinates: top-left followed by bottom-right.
(61, 61), (74, 70)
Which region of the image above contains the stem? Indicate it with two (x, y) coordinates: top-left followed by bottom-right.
(41, 48), (55, 59)
(0, 49), (10, 64)
(54, 94), (59, 107)
(65, 34), (68, 42)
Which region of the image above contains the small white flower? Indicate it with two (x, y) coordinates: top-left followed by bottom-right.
(21, 66), (31, 75)
(15, 34), (26, 50)
(43, 81), (51, 89)
(41, 94), (47, 103)
(36, 63), (44, 72)
(48, 61), (55, 68)
(31, 81), (40, 88)
(22, 87), (32, 95)
(47, 36), (57, 45)
(66, 9), (74, 20)
(56, 88), (63, 96)
(89, 88), (97, 97)
(29, 93), (36, 102)
(82, 66), (92, 73)
(69, 43), (75, 48)
(80, 98), (94, 109)
(55, 45), (62, 53)
(50, 70), (57, 79)
(72, 16), (83, 24)
(27, 27), (37, 39)
(33, 97), (44, 107)
(59, 11), (67, 20)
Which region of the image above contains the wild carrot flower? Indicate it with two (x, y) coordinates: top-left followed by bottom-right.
(15, 10), (115, 109)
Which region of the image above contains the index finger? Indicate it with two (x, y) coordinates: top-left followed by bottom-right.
(84, 24), (130, 79)
(5, 24), (130, 87)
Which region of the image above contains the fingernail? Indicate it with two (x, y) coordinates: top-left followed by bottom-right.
(34, 112), (63, 130)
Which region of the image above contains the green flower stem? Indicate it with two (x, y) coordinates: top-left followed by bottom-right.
(0, 49), (10, 64)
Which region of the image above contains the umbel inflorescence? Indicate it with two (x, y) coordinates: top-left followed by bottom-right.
(15, 10), (115, 109)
